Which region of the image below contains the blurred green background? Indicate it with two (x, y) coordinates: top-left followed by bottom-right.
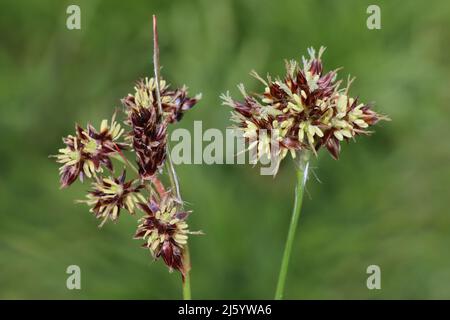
(1, 0), (449, 299)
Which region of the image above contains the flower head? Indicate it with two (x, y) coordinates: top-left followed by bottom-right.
(134, 196), (191, 276)
(122, 77), (201, 124)
(121, 78), (200, 179)
(79, 170), (145, 227)
(164, 85), (202, 123)
(222, 47), (389, 174)
(123, 99), (168, 179)
(54, 115), (126, 187)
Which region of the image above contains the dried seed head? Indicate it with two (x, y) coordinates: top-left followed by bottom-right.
(134, 196), (191, 276)
(222, 47), (389, 174)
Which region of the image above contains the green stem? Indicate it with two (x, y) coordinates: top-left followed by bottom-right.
(152, 15), (191, 300)
(275, 153), (309, 300)
(182, 245), (192, 300)
(112, 153), (139, 175)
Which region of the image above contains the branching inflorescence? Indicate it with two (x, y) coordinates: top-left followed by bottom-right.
(53, 25), (201, 281)
(222, 47), (389, 174)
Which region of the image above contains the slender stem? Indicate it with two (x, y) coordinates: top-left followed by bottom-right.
(275, 153), (309, 300)
(182, 245), (192, 299)
(152, 15), (191, 300)
(113, 145), (139, 175)
(152, 16), (181, 202)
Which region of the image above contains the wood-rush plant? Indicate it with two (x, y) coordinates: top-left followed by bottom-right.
(52, 16), (201, 299)
(222, 47), (389, 299)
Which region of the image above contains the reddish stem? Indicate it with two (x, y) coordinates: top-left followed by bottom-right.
(151, 176), (167, 198)
(114, 143), (132, 167)
(114, 143), (167, 198)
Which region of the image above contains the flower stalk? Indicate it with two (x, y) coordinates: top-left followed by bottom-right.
(152, 15), (191, 300)
(275, 152), (309, 300)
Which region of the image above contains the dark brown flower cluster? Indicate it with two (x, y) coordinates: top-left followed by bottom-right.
(53, 75), (201, 276)
(79, 170), (145, 227)
(54, 115), (127, 188)
(122, 78), (201, 179)
(222, 47), (389, 174)
(134, 196), (191, 276)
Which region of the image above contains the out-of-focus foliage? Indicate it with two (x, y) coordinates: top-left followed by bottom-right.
(0, 0), (449, 299)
